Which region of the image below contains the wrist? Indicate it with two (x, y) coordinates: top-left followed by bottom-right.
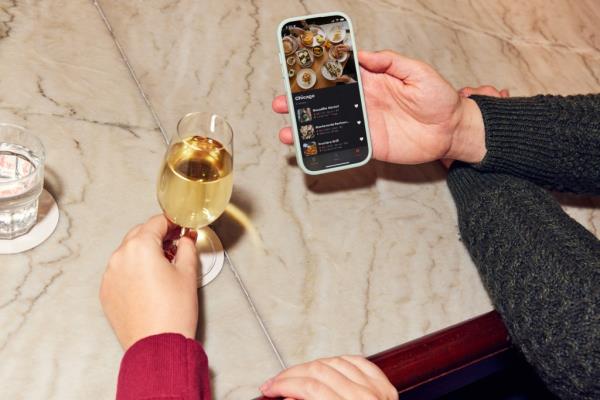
(447, 97), (486, 163)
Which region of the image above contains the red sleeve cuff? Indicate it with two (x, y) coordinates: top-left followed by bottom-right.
(116, 333), (211, 400)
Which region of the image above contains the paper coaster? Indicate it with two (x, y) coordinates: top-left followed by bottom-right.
(0, 189), (59, 254)
(196, 227), (224, 287)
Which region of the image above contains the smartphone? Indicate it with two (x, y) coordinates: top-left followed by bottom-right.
(277, 12), (372, 175)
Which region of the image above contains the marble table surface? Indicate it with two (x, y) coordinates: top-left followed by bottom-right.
(1, 0), (599, 398)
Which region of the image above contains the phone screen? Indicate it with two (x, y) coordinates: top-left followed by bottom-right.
(280, 14), (369, 172)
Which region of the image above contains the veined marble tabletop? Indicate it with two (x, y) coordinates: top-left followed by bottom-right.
(1, 1), (598, 398)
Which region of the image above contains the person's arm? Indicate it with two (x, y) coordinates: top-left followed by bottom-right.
(468, 94), (600, 195)
(100, 215), (211, 400)
(117, 334), (210, 400)
(273, 51), (600, 195)
(447, 162), (600, 399)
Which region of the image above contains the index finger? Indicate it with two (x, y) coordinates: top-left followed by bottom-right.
(272, 95), (289, 114)
(139, 214), (172, 240)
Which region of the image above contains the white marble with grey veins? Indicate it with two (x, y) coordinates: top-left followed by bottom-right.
(1, 0), (599, 399)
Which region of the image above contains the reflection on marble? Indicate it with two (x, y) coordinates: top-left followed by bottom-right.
(1, 0), (599, 398)
(0, 1), (280, 399)
(98, 0), (600, 370)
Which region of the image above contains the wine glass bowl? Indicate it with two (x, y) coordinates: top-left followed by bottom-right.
(157, 112), (233, 230)
(157, 112), (233, 285)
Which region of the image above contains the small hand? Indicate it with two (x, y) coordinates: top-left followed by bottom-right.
(273, 50), (488, 165)
(100, 215), (199, 350)
(260, 356), (398, 400)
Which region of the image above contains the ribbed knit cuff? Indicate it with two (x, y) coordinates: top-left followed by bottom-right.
(447, 161), (513, 207)
(469, 94), (600, 194)
(117, 333), (210, 400)
(470, 95), (560, 176)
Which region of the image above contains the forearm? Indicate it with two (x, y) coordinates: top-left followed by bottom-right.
(452, 94), (600, 194)
(117, 334), (211, 400)
(447, 163), (600, 399)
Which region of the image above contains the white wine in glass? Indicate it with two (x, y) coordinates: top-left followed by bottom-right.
(157, 112), (233, 286)
(158, 136), (232, 228)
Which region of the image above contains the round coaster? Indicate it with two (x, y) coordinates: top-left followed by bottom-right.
(0, 189), (59, 254)
(195, 227), (224, 287)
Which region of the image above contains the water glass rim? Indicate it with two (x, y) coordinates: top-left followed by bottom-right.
(0, 123), (45, 186)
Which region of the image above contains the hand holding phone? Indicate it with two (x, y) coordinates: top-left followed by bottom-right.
(277, 12), (372, 175)
(275, 47), (488, 166)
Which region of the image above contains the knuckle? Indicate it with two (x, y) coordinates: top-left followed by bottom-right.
(125, 224), (140, 237)
(127, 235), (145, 248)
(307, 360), (328, 375)
(341, 354), (365, 366)
(125, 235), (151, 255)
(325, 356), (344, 367)
(304, 378), (325, 396)
(107, 251), (121, 268)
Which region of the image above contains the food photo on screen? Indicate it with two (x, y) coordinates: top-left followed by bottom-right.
(281, 18), (357, 94)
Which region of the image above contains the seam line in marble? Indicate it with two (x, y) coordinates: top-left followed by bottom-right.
(224, 250), (286, 369)
(91, 0), (287, 370)
(92, 0), (169, 144)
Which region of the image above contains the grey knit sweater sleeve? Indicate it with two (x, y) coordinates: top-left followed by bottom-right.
(447, 163), (600, 399)
(470, 94), (600, 195)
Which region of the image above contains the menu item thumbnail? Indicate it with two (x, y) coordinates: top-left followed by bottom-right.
(300, 124), (315, 140)
(303, 141), (318, 156)
(297, 107), (312, 123)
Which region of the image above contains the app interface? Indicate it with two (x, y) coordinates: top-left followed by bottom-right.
(280, 15), (368, 171)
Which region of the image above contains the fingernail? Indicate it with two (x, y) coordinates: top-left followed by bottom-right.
(259, 378), (273, 392)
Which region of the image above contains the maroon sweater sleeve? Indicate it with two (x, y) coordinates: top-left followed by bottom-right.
(116, 333), (211, 400)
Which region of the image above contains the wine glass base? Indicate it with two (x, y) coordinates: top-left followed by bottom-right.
(195, 226), (225, 288)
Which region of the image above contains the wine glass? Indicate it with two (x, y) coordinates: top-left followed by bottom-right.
(157, 111), (233, 286)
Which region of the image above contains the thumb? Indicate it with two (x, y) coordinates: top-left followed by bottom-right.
(359, 50), (421, 80)
(174, 236), (199, 279)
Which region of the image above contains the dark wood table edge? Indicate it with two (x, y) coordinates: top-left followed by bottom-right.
(254, 311), (510, 399)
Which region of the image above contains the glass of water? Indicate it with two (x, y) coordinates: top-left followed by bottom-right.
(0, 124), (45, 239)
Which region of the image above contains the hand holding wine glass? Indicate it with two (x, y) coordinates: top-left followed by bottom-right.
(100, 215), (199, 349)
(157, 112), (234, 287)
